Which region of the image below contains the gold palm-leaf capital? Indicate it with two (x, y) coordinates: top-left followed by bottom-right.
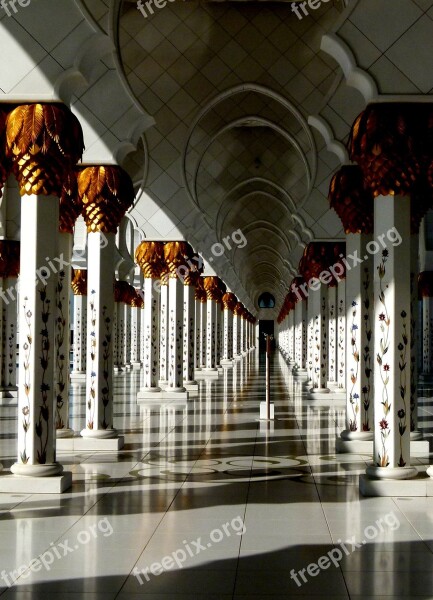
(135, 241), (166, 279)
(164, 241), (195, 278)
(222, 292), (237, 311)
(71, 269), (87, 295)
(203, 276), (226, 302)
(0, 240), (20, 278)
(59, 170), (81, 233)
(328, 165), (374, 234)
(78, 165), (134, 233)
(195, 276), (207, 302)
(5, 103), (84, 197)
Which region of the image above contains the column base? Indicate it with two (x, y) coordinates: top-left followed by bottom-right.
(10, 462), (63, 477)
(56, 428), (75, 439)
(140, 386), (162, 393)
(360, 472), (433, 497)
(260, 401), (275, 420)
(337, 435), (430, 454)
(80, 428), (119, 439)
(159, 390), (189, 400)
(410, 430), (424, 441)
(184, 381), (199, 392)
(164, 386), (186, 393)
(70, 372), (86, 382)
(308, 387), (330, 398)
(0, 387), (17, 398)
(197, 368), (219, 378)
(366, 465), (418, 480)
(125, 363), (133, 371)
(131, 362), (142, 369)
(59, 433), (124, 451)
(114, 366), (124, 373)
(220, 359), (234, 367)
(0, 470), (72, 493)
(426, 465), (433, 478)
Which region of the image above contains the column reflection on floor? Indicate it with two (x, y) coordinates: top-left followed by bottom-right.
(0, 350), (432, 598)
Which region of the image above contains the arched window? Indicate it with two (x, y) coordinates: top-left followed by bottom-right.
(258, 292), (275, 308)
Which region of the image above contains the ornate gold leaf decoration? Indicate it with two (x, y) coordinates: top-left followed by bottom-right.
(418, 272), (433, 299)
(59, 171), (81, 233)
(78, 165), (134, 233)
(164, 241), (194, 278)
(114, 280), (131, 303)
(0, 240), (20, 278)
(71, 269), (87, 295)
(222, 292), (237, 311)
(328, 165), (374, 234)
(5, 103), (84, 197)
(195, 276), (207, 302)
(135, 241), (166, 279)
(233, 301), (245, 316)
(131, 289), (144, 308)
(0, 106), (13, 198)
(203, 276), (226, 302)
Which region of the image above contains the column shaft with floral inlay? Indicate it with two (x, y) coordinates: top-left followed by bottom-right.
(203, 276), (226, 371)
(6, 104), (83, 475)
(136, 241), (165, 392)
(221, 292), (237, 365)
(56, 173), (82, 437)
(78, 165), (134, 439)
(164, 242), (195, 392)
(350, 103), (427, 479)
(71, 269), (87, 379)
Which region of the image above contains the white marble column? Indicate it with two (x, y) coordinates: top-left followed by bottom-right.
(294, 296), (307, 370)
(81, 232), (119, 439)
(327, 284), (337, 387)
(130, 290), (142, 368)
(367, 195), (416, 480)
(309, 283), (329, 394)
(167, 275), (186, 392)
(340, 234), (374, 442)
(71, 270), (87, 381)
(55, 232), (74, 437)
(141, 278), (161, 392)
(420, 274), (433, 379)
(233, 306), (242, 360)
(336, 278), (346, 391)
(124, 300), (133, 370)
(183, 281), (197, 386)
(410, 233), (421, 438)
(12, 194), (63, 475)
(159, 277), (169, 386)
(205, 297), (218, 371)
(287, 311), (295, 362)
(199, 293), (207, 370)
(221, 292), (236, 365)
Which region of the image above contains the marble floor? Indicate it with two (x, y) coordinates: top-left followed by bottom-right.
(0, 352), (433, 599)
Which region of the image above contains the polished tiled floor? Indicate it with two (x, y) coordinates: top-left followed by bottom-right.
(1, 352), (433, 599)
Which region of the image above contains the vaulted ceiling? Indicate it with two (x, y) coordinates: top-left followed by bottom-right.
(2, 0), (433, 316)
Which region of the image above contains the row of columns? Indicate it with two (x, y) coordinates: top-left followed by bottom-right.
(278, 102), (433, 488)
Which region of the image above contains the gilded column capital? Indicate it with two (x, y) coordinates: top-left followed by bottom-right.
(5, 103), (83, 197)
(233, 301), (244, 316)
(131, 289), (144, 308)
(195, 276), (207, 302)
(222, 292), (237, 311)
(135, 241), (165, 279)
(289, 276), (308, 302)
(0, 106), (12, 198)
(59, 171), (81, 234)
(349, 103), (424, 197)
(78, 165), (134, 233)
(183, 253), (204, 286)
(71, 269), (87, 296)
(418, 272), (433, 298)
(299, 241), (346, 285)
(328, 165), (374, 234)
(203, 276), (226, 302)
(126, 283), (137, 306)
(163, 241), (195, 279)
(114, 280), (131, 303)
(0, 240), (20, 278)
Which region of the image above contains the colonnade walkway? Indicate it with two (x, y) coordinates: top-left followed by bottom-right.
(1, 352), (433, 598)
